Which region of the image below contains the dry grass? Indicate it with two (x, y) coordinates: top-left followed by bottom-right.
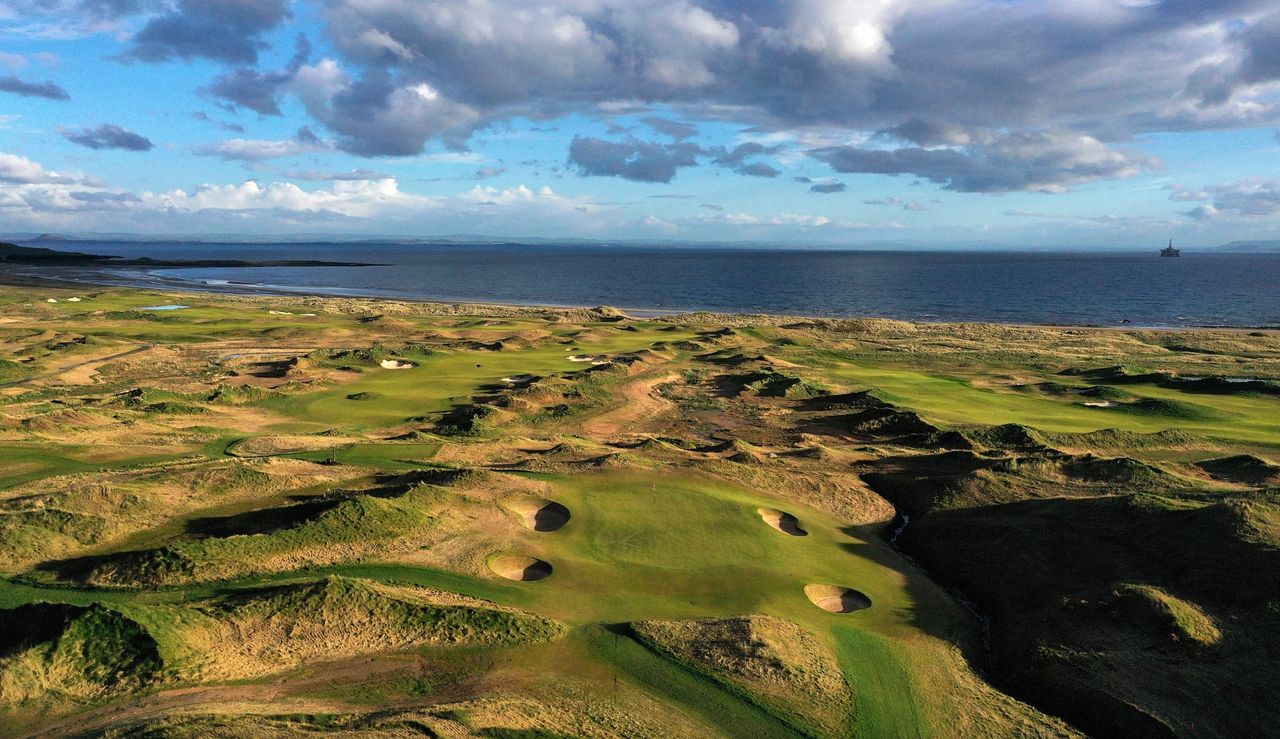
(633, 615), (852, 736)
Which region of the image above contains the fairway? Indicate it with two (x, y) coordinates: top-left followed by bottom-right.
(822, 361), (1280, 445)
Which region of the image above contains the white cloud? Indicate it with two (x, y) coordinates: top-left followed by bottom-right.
(0, 151), (613, 234)
(0, 151), (87, 185)
(195, 128), (330, 161)
(303, 0), (1280, 159)
(1185, 178), (1280, 220)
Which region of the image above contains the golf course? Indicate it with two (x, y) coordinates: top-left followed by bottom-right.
(1, 283), (1277, 737)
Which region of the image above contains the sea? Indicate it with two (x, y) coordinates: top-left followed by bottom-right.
(12, 241), (1280, 328)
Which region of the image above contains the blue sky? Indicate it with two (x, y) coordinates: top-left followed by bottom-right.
(2, 1), (1280, 246)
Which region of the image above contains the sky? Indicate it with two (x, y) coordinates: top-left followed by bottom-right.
(1, 1), (1279, 247)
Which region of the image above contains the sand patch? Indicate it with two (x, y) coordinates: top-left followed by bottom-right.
(583, 372), (680, 438)
(379, 359), (416, 369)
(506, 498), (571, 532)
(489, 555), (553, 582)
(804, 584), (871, 613)
(757, 507), (808, 536)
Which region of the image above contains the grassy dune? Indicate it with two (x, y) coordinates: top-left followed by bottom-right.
(1, 284), (1277, 736)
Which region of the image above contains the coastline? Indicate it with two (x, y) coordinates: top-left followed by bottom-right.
(5, 264), (1277, 335)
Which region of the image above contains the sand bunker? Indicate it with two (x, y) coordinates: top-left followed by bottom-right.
(503, 374), (538, 383)
(507, 498), (571, 532)
(489, 555), (553, 582)
(380, 359), (416, 369)
(757, 507), (808, 536)
(804, 584), (872, 613)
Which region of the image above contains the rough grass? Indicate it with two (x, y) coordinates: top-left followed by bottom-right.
(896, 493), (1280, 738)
(182, 577), (563, 679)
(0, 603), (164, 705)
(88, 488), (441, 586)
(633, 615), (851, 736)
(0, 358), (31, 383)
(1112, 584), (1222, 646)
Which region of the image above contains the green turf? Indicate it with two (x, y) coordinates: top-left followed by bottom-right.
(270, 329), (696, 431)
(821, 362), (1280, 445)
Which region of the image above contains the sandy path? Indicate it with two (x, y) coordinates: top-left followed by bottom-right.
(583, 372), (681, 438)
(0, 343), (154, 388)
(19, 654), (414, 738)
(54, 344), (158, 386)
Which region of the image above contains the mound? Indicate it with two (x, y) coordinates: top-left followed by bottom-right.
(0, 603), (164, 704)
(965, 423), (1052, 452)
(696, 349), (764, 366)
(756, 507), (808, 536)
(863, 449), (1193, 518)
(1080, 385), (1132, 401)
(1060, 455), (1173, 485)
(435, 403), (504, 436)
(0, 507), (107, 567)
(799, 389), (888, 410)
(1113, 398), (1218, 420)
(847, 407), (939, 437)
(1109, 584), (1221, 646)
(1196, 455), (1280, 485)
(86, 492), (434, 586)
(632, 615), (851, 736)
(894, 493), (1280, 738)
(730, 369), (827, 398)
(1046, 428), (1212, 453)
(226, 433), (358, 457)
(191, 577), (562, 678)
(488, 555), (553, 582)
(803, 584), (872, 613)
(915, 430), (976, 450)
(197, 386), (268, 407)
(1174, 376), (1280, 396)
(505, 498), (571, 532)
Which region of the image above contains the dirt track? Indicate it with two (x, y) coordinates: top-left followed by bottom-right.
(583, 372), (680, 438)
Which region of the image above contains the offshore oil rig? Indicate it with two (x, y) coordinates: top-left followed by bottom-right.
(1160, 239), (1181, 257)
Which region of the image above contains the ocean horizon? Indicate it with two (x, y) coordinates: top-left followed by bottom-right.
(13, 240), (1280, 328)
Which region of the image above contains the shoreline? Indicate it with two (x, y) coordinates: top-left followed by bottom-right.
(3, 265), (1277, 334)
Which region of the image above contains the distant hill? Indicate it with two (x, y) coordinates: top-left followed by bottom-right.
(1214, 240), (1280, 253)
(0, 242), (374, 269)
(0, 242), (113, 262)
